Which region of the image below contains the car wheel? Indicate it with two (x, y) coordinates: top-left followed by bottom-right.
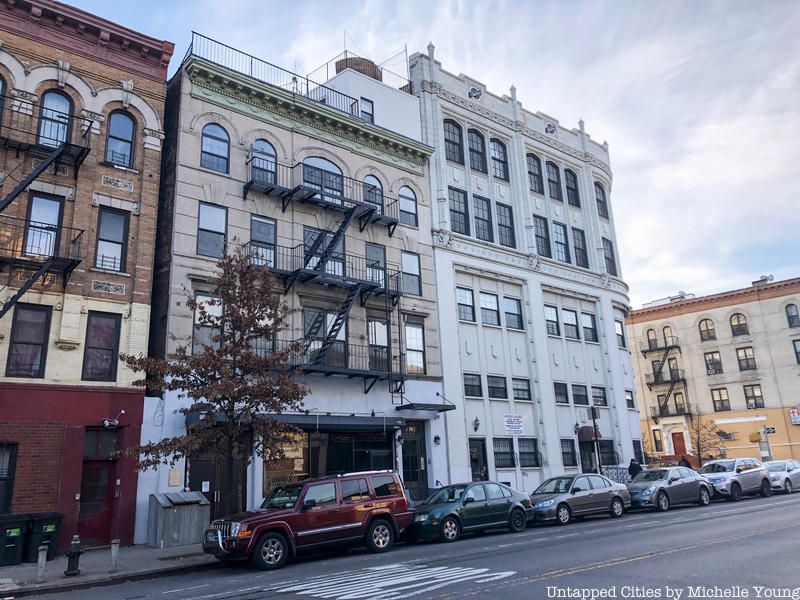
(439, 516), (460, 543)
(365, 519), (394, 553)
(509, 508), (526, 533)
(760, 479), (772, 498)
(784, 480), (793, 494)
(556, 503), (572, 526)
(610, 497), (625, 518)
(656, 491), (670, 512)
(251, 532), (288, 570)
(698, 487), (711, 506)
(728, 482), (742, 502)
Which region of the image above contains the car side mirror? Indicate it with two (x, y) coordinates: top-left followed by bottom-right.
(571, 487), (581, 494)
(463, 496), (475, 505)
(736, 466), (745, 473)
(669, 477), (679, 484)
(302, 499), (316, 510)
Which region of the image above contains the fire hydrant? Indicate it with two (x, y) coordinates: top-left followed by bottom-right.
(64, 535), (82, 577)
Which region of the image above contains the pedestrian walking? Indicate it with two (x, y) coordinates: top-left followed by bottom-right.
(628, 458), (643, 478)
(678, 455), (692, 468)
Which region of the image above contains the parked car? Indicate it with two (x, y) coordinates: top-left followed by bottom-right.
(530, 474), (631, 525)
(202, 470), (413, 570)
(409, 481), (533, 543)
(764, 459), (800, 494)
(627, 467), (711, 511)
(699, 458), (771, 501)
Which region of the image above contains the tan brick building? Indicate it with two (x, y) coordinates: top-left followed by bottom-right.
(0, 0), (172, 549)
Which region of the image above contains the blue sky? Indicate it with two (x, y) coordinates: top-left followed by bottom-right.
(67, 0), (800, 306)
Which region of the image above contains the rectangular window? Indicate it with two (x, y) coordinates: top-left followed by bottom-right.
(743, 384), (764, 409)
(405, 322), (426, 374)
(795, 340), (800, 364)
(401, 252), (421, 296)
(554, 382), (569, 404)
(572, 385), (589, 406)
(360, 98), (374, 123)
(487, 376), (508, 399)
(472, 195), (493, 242)
(602, 238), (618, 276)
(82, 312), (122, 381)
(25, 195), (62, 257)
(0, 442), (18, 513)
(480, 292), (500, 326)
(561, 439), (577, 467)
(365, 243), (386, 287)
(6, 304), (51, 378)
(572, 228), (589, 268)
(496, 203), (515, 248)
(533, 215), (551, 258)
(448, 187), (469, 235)
(552, 222), (571, 263)
(512, 378), (531, 401)
(582, 313), (598, 342)
(367, 319), (388, 372)
(456, 287), (475, 321)
(193, 294), (222, 355)
(95, 208), (129, 271)
(519, 438), (541, 468)
(598, 440), (617, 466)
(250, 215), (276, 268)
(197, 203), (227, 258)
(591, 386), (608, 407)
(736, 347), (757, 371)
(463, 373), (482, 397)
(625, 390), (635, 409)
(544, 305), (560, 336)
(493, 438), (515, 468)
(615, 320), (626, 348)
(704, 351), (723, 375)
(653, 429), (664, 453)
(711, 388), (731, 412)
(563, 309), (580, 339)
(504, 297), (523, 330)
(632, 440), (644, 464)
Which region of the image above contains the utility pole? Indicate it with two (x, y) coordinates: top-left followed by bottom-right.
(590, 406), (602, 473)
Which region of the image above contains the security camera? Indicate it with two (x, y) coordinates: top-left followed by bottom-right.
(102, 418), (119, 429)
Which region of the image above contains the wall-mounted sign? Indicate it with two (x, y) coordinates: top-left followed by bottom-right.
(503, 414), (524, 436)
(790, 409), (800, 425)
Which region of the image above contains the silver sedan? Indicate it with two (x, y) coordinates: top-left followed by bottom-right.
(530, 474), (631, 525)
(765, 460), (800, 494)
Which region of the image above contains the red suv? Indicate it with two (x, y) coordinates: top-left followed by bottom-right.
(202, 470), (413, 570)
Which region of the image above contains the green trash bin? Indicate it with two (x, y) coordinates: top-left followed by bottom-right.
(23, 512), (63, 562)
(0, 514), (28, 567)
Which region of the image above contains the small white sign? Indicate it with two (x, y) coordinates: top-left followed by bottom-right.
(503, 414), (525, 436)
(201, 481), (210, 493)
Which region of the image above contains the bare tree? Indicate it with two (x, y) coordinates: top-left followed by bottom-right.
(688, 409), (723, 466)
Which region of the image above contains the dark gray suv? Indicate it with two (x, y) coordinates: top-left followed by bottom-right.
(627, 467), (712, 511)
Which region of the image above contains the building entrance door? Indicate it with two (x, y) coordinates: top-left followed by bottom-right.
(579, 441), (598, 473)
(77, 461), (116, 546)
(188, 455), (247, 521)
(672, 432), (687, 457)
(469, 438), (488, 481)
(402, 421), (428, 501)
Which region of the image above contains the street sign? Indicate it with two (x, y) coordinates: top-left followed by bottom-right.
(764, 427), (776, 434)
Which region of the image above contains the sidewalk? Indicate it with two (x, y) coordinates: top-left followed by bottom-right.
(0, 544), (220, 598)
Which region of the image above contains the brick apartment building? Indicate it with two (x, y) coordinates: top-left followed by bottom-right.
(0, 0), (172, 549)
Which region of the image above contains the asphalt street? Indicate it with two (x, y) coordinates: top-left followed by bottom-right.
(28, 493), (800, 600)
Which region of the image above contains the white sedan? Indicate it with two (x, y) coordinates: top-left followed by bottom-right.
(764, 460), (800, 494)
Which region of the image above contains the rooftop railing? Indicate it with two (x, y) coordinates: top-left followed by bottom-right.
(306, 50), (413, 94)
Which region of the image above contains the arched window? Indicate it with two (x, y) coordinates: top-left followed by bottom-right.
(38, 90), (72, 147)
(105, 111), (135, 168)
(0, 77), (5, 121)
(527, 153), (543, 194)
(399, 186), (418, 227)
(662, 326), (673, 345)
(490, 138), (509, 180)
(467, 129), (487, 173)
(251, 139), (277, 185)
(363, 175), (383, 212)
(786, 304), (799, 328)
(730, 313), (748, 336)
(302, 156), (343, 205)
(546, 161), (562, 201)
(565, 169), (580, 208)
(699, 318), (716, 341)
(646, 328), (658, 351)
(200, 123), (229, 173)
(443, 119), (463, 164)
(594, 182), (609, 219)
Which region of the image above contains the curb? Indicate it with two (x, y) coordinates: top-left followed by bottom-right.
(6, 559), (223, 598)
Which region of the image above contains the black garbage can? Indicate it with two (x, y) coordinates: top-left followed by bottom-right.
(23, 512), (63, 562)
(0, 514), (28, 567)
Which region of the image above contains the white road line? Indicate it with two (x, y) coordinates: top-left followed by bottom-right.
(161, 584), (209, 594)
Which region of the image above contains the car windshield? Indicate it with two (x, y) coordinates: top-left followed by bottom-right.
(261, 484), (303, 509)
(700, 460), (735, 474)
(633, 469), (668, 482)
(533, 477), (575, 494)
(766, 462), (787, 472)
(424, 485), (468, 504)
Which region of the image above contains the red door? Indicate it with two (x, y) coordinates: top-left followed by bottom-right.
(672, 432), (687, 457)
(77, 461), (116, 546)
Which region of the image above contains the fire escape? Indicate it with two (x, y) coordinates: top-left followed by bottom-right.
(0, 93), (90, 319)
(640, 335), (686, 421)
(243, 159), (404, 395)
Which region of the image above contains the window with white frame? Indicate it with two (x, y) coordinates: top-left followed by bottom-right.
(401, 252), (421, 296)
(544, 305), (559, 336)
(504, 297), (523, 330)
(405, 322), (426, 374)
(563, 309), (580, 339)
(582, 312), (598, 342)
(457, 287), (475, 321)
(480, 292), (500, 326)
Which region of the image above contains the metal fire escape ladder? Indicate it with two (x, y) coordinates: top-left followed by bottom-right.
(308, 284), (361, 367)
(0, 145), (66, 214)
(0, 258), (56, 320)
(309, 204), (367, 273)
(657, 380), (679, 417)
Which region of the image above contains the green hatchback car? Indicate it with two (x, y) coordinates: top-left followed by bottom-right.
(409, 482), (534, 543)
